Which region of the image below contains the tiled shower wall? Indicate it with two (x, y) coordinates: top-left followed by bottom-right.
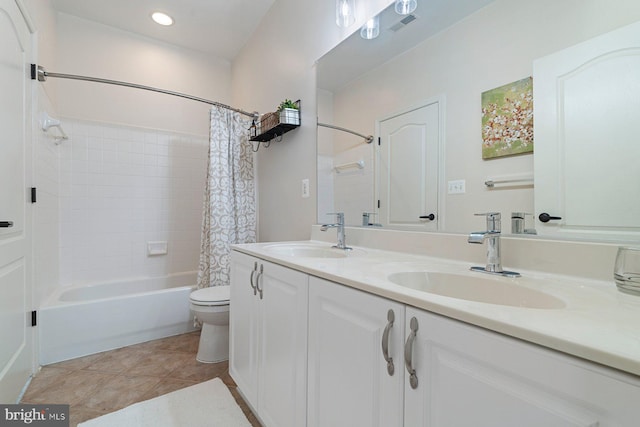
(59, 119), (208, 286)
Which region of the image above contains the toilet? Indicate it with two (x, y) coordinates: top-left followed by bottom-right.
(189, 285), (230, 363)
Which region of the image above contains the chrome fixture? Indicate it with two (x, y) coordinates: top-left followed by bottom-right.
(317, 122), (374, 144)
(360, 15), (380, 39)
(395, 0), (417, 15)
(321, 212), (352, 250)
(362, 212), (382, 227)
(468, 212), (520, 278)
(336, 0), (356, 27)
(511, 212), (537, 235)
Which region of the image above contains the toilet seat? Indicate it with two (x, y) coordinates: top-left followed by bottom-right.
(190, 285), (230, 307)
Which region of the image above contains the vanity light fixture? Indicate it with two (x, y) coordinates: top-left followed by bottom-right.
(360, 15), (380, 39)
(336, 0), (356, 27)
(151, 11), (174, 26)
(395, 0), (417, 15)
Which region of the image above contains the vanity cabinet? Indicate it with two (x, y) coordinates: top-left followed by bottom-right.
(229, 251), (309, 427)
(307, 277), (405, 427)
(231, 252), (640, 426)
(404, 307), (640, 426)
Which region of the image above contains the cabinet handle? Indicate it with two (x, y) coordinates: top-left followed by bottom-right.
(255, 264), (264, 300)
(419, 214), (435, 221)
(381, 309), (395, 376)
(250, 262), (258, 295)
(0, 221), (13, 228)
(404, 316), (419, 390)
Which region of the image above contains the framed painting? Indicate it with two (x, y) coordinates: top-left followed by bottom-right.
(481, 77), (533, 159)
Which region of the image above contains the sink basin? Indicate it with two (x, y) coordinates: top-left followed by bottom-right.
(387, 271), (565, 309)
(264, 244), (353, 258)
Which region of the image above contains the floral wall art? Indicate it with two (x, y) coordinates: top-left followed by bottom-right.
(481, 76), (533, 159)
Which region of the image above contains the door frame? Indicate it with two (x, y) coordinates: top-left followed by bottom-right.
(374, 95), (446, 231)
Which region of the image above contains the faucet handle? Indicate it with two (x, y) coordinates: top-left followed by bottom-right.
(474, 212), (501, 232)
(326, 212), (345, 223)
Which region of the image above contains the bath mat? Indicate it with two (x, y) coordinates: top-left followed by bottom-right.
(78, 378), (251, 427)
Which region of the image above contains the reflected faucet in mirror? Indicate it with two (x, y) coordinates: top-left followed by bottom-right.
(362, 212), (382, 227)
(321, 212), (352, 250)
(468, 212), (520, 278)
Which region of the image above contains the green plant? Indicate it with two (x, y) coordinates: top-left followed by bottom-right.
(277, 99), (298, 111)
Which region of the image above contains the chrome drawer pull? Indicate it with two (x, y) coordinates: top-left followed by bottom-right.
(404, 316), (419, 389)
(256, 264), (264, 300)
(381, 309), (395, 376)
(250, 262), (258, 295)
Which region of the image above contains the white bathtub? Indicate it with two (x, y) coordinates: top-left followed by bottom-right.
(39, 272), (199, 365)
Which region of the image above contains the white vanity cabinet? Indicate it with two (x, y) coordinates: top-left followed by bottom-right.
(404, 307), (640, 426)
(307, 277), (405, 427)
(229, 251), (309, 427)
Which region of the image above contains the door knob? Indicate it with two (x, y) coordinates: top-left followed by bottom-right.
(538, 213), (562, 223)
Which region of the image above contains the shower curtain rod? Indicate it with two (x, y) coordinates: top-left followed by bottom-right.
(32, 65), (258, 119)
(317, 122), (373, 144)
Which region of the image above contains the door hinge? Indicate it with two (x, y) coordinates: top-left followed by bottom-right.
(31, 187), (37, 203)
(31, 310), (37, 327)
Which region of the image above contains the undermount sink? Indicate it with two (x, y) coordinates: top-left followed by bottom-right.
(264, 244), (356, 258)
(387, 271), (565, 309)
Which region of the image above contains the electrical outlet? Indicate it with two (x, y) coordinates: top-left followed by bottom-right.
(302, 178), (310, 198)
(448, 179), (466, 194)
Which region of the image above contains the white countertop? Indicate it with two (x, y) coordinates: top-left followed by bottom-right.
(232, 240), (640, 378)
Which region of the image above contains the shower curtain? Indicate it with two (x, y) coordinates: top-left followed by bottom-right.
(197, 106), (256, 289)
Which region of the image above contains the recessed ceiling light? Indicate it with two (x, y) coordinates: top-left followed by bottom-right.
(151, 12), (174, 26)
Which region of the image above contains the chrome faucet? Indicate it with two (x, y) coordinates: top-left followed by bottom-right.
(468, 212), (520, 277)
(321, 212), (352, 250)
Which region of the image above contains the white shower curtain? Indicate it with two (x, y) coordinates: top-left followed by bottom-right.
(197, 106), (256, 289)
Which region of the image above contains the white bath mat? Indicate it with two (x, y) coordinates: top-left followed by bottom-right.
(78, 378), (251, 427)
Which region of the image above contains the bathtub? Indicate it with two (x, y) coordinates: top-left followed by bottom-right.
(39, 272), (199, 365)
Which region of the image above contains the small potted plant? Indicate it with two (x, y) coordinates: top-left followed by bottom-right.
(277, 99), (300, 126)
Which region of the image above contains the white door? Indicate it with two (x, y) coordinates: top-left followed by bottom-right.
(229, 251), (260, 409)
(377, 101), (441, 231)
(534, 21), (640, 240)
(0, 0), (34, 404)
(307, 277), (405, 427)
(257, 261), (308, 427)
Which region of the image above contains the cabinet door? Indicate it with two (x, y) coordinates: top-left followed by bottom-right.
(308, 277), (405, 427)
(229, 251), (260, 409)
(257, 261), (308, 427)
(404, 307), (640, 426)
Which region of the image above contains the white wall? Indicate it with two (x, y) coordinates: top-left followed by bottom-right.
(58, 119), (207, 286)
(20, 3), (235, 295)
(236, 0), (640, 239)
(54, 13), (231, 137)
(232, 0), (392, 242)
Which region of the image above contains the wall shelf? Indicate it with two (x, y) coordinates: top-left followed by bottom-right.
(250, 99), (300, 143)
(250, 122), (299, 142)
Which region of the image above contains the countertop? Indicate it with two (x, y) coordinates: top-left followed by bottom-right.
(232, 240), (640, 378)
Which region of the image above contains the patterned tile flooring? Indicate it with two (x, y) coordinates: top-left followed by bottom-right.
(20, 331), (261, 426)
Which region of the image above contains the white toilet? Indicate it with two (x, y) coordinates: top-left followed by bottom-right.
(189, 285), (230, 363)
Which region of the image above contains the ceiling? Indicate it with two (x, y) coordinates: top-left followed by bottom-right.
(51, 0), (277, 60)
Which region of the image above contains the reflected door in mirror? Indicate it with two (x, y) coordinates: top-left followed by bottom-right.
(377, 102), (440, 231)
(534, 21), (640, 241)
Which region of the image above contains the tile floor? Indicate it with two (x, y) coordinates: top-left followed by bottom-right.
(20, 331), (261, 427)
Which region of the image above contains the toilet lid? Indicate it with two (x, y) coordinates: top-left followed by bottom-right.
(190, 285), (230, 306)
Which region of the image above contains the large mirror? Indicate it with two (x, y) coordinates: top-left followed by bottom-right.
(316, 0), (640, 241)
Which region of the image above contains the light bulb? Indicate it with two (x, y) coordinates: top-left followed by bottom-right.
(151, 12), (174, 26)
(336, 0), (356, 28)
(395, 0), (417, 15)
(360, 15), (380, 40)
